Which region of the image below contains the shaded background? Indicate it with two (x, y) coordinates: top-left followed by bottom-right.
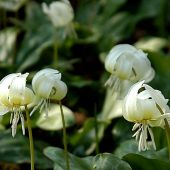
(0, 0), (170, 169)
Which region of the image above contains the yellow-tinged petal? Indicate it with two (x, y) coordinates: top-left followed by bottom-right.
(8, 73), (29, 105)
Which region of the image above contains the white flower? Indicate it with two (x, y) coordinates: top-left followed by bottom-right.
(42, 0), (74, 28)
(105, 44), (155, 93)
(0, 73), (34, 137)
(31, 68), (67, 117)
(123, 81), (170, 151)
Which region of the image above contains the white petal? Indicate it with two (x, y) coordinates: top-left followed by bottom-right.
(137, 98), (161, 120)
(137, 90), (151, 100)
(32, 68), (61, 93)
(114, 53), (133, 79)
(8, 73), (28, 105)
(105, 44), (137, 74)
(0, 73), (21, 106)
(36, 79), (55, 99)
(50, 80), (67, 100)
(43, 0), (74, 27)
(123, 81), (144, 122)
(144, 84), (168, 112)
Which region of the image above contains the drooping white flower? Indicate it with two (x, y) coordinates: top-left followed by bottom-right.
(105, 44), (155, 93)
(123, 81), (170, 151)
(0, 73), (34, 137)
(31, 68), (67, 117)
(42, 0), (74, 28)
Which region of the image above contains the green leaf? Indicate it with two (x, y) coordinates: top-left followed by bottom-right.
(0, 130), (52, 169)
(136, 0), (164, 19)
(44, 147), (91, 170)
(114, 139), (168, 160)
(0, 28), (18, 64)
(36, 104), (75, 131)
(135, 37), (168, 52)
(44, 146), (132, 170)
(0, 0), (27, 11)
(98, 12), (136, 50)
(123, 153), (170, 170)
(99, 0), (128, 20)
(15, 2), (55, 71)
(114, 140), (139, 158)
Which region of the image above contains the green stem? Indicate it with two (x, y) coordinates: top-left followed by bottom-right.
(25, 106), (35, 170)
(53, 41), (58, 66)
(164, 119), (170, 159)
(94, 104), (99, 154)
(157, 104), (170, 158)
(59, 101), (70, 170)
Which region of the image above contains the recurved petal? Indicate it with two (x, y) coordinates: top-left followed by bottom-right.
(137, 98), (161, 120)
(105, 44), (137, 74)
(0, 73), (21, 89)
(32, 68), (61, 92)
(144, 84), (168, 112)
(50, 80), (67, 100)
(35, 79), (55, 99)
(8, 73), (28, 105)
(115, 53), (133, 79)
(123, 81), (144, 122)
(130, 50), (155, 83)
(137, 90), (151, 100)
(21, 88), (35, 105)
(142, 68), (155, 83)
(0, 73), (22, 106)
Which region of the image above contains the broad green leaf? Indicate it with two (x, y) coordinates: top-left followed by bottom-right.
(92, 153), (132, 170)
(75, 0), (100, 24)
(114, 140), (139, 158)
(114, 139), (168, 160)
(0, 0), (27, 11)
(136, 0), (165, 19)
(36, 104), (75, 131)
(123, 153), (170, 170)
(44, 147), (91, 170)
(98, 12), (136, 51)
(0, 28), (18, 63)
(44, 146), (132, 170)
(135, 37), (168, 52)
(15, 2), (55, 72)
(98, 0), (128, 20)
(0, 130), (52, 169)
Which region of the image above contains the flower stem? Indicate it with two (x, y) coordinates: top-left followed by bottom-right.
(53, 41), (58, 66)
(59, 101), (70, 170)
(164, 119), (170, 159)
(94, 104), (99, 154)
(25, 106), (35, 170)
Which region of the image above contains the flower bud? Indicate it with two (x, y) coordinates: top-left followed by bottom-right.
(42, 0), (74, 28)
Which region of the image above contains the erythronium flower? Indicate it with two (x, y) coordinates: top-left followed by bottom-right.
(105, 44), (155, 94)
(123, 81), (170, 151)
(31, 68), (67, 117)
(0, 73), (34, 137)
(42, 0), (74, 28)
